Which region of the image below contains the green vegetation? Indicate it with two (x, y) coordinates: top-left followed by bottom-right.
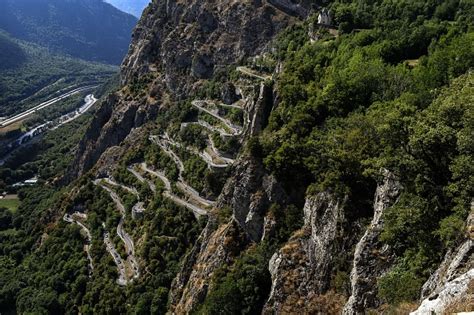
(0, 140), (203, 314)
(178, 147), (229, 199)
(197, 244), (272, 315)
(201, 0), (473, 311)
(0, 197), (19, 213)
(0, 0), (473, 313)
(0, 30), (116, 117)
(179, 124), (208, 150)
(0, 112), (93, 190)
(212, 133), (240, 156)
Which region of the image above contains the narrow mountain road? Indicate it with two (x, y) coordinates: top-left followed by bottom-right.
(129, 161), (211, 218)
(100, 177), (139, 196)
(236, 66), (272, 81)
(94, 179), (140, 282)
(139, 162), (171, 190)
(156, 132), (233, 169)
(191, 100), (243, 136)
(63, 213), (94, 275)
(181, 120), (235, 137)
(150, 135), (219, 205)
(167, 133), (232, 168)
(141, 162), (215, 208)
(208, 136), (235, 164)
(103, 230), (128, 286)
(127, 165), (155, 194)
(214, 99), (244, 110)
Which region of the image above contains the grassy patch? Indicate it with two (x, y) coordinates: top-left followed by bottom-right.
(0, 195), (20, 212)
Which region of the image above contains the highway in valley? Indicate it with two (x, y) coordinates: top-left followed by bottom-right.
(0, 93), (99, 165)
(0, 85), (97, 128)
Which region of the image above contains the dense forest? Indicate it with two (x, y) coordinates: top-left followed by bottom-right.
(0, 0), (472, 313)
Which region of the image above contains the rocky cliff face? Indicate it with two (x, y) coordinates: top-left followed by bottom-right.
(264, 192), (347, 313)
(411, 204), (474, 314)
(121, 0), (299, 95)
(343, 171), (401, 314)
(168, 154), (289, 311)
(65, 0), (472, 313)
(68, 0), (306, 180)
(68, 93), (158, 179)
(218, 156), (289, 241)
(69, 0), (314, 309)
(169, 218), (249, 313)
(263, 171), (401, 314)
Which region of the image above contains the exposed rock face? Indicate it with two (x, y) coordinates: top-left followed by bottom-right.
(221, 82), (239, 105)
(69, 0), (306, 179)
(263, 171), (402, 314)
(343, 171), (401, 314)
(246, 82), (275, 136)
(218, 157), (288, 241)
(121, 0), (299, 97)
(263, 192), (347, 313)
(267, 0), (320, 18)
(169, 218), (249, 313)
(411, 205), (474, 314)
(67, 94), (158, 179)
(169, 153), (288, 311)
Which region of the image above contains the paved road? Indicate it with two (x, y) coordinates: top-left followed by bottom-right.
(150, 135), (221, 206)
(63, 213), (94, 275)
(156, 132), (233, 170)
(94, 179), (140, 282)
(182, 120), (235, 138)
(164, 133), (232, 169)
(215, 100), (244, 110)
(140, 162), (215, 208)
(130, 162), (210, 218)
(127, 166), (155, 193)
(150, 134), (185, 173)
(139, 163), (171, 190)
(193, 98), (250, 132)
(52, 94), (98, 129)
(103, 230), (128, 286)
(0, 94), (99, 166)
(99, 177), (139, 197)
(191, 101), (243, 136)
(208, 136), (235, 164)
(236, 66), (272, 81)
(1, 85), (98, 128)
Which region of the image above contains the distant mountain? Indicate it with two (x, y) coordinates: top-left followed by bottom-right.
(105, 0), (150, 17)
(0, 30), (117, 117)
(0, 0), (138, 65)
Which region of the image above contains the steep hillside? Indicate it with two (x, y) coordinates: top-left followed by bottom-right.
(0, 0), (137, 64)
(0, 0), (472, 314)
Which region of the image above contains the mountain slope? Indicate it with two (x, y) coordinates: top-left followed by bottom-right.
(0, 0), (137, 65)
(0, 0), (472, 314)
(0, 30), (117, 117)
